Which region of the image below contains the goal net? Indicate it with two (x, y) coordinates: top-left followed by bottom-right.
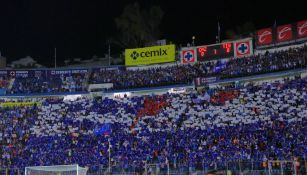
(25, 165), (88, 175)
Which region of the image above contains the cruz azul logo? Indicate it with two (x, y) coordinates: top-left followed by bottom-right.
(236, 42), (249, 54)
(234, 40), (253, 58)
(130, 48), (168, 60)
(182, 49), (195, 63)
(257, 28), (273, 45)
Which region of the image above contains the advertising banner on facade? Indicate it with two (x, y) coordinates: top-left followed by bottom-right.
(181, 48), (196, 64)
(194, 77), (217, 86)
(297, 20), (307, 38)
(234, 39), (253, 58)
(256, 28), (273, 45)
(277, 24), (293, 43)
(125, 45), (175, 66)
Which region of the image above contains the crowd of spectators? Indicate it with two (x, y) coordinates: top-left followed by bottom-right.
(90, 45), (307, 89)
(60, 73), (88, 92)
(9, 73), (88, 94)
(0, 45), (305, 94)
(0, 75), (306, 174)
(0, 76), (9, 89)
(10, 77), (62, 94)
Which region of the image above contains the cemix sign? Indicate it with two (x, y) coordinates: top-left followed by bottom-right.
(125, 44), (175, 66)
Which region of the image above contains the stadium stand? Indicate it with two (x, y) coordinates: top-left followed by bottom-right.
(0, 42), (306, 175)
(0, 74), (306, 174)
(0, 44), (304, 95)
(8, 71), (88, 95)
(0, 76), (9, 89)
(90, 45), (307, 90)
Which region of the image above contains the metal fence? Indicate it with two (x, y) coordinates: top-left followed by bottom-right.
(88, 159), (307, 175)
(1, 159), (306, 175)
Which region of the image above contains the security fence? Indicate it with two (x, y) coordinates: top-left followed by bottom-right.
(1, 159), (306, 175)
(89, 159), (307, 175)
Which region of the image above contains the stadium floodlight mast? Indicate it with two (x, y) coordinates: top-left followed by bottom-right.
(217, 21), (221, 43)
(106, 39), (111, 66)
(54, 47), (57, 68)
(192, 36), (196, 46)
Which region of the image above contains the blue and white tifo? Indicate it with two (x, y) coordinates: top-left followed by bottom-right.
(0, 41), (307, 174)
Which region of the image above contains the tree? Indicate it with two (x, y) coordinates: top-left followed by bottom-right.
(112, 2), (164, 48)
(226, 22), (255, 40)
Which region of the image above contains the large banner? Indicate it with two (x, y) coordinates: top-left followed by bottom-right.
(3, 70), (45, 78)
(297, 20), (307, 38)
(0, 69), (89, 78)
(125, 45), (175, 66)
(48, 69), (88, 76)
(194, 77), (217, 86)
(256, 19), (307, 47)
(256, 28), (273, 45)
(0, 102), (41, 107)
(277, 24), (293, 43)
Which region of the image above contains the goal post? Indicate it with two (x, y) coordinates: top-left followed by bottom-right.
(25, 165), (88, 175)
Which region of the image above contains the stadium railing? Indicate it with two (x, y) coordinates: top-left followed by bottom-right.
(1, 159), (306, 175)
(89, 159), (307, 175)
(102, 159), (307, 175)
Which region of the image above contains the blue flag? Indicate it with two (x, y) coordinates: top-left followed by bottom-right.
(94, 123), (112, 136)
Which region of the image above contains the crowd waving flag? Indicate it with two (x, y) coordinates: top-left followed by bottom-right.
(94, 123), (112, 136)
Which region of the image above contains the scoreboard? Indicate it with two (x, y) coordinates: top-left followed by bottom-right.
(196, 42), (234, 61)
(181, 38), (253, 64)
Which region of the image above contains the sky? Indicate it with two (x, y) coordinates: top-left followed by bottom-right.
(0, 0), (306, 67)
